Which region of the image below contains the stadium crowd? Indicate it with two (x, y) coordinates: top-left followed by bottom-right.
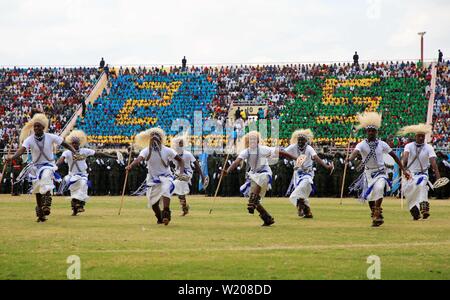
(1, 60), (449, 198)
(432, 60), (450, 149)
(0, 67), (101, 152)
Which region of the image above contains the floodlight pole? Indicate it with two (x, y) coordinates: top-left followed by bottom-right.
(418, 32), (426, 64)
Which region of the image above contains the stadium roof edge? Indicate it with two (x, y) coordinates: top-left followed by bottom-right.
(0, 57), (446, 69)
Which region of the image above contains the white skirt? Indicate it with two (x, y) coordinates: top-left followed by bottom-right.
(29, 163), (59, 194)
(146, 174), (175, 207)
(64, 174), (90, 202)
(363, 169), (390, 202)
(173, 172), (193, 196)
(289, 171), (314, 206)
(240, 170), (272, 200)
(402, 173), (431, 210)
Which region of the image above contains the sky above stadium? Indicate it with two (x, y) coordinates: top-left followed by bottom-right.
(0, 0), (449, 66)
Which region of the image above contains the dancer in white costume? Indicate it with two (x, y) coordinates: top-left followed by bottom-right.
(222, 131), (296, 226)
(285, 129), (334, 218)
(347, 112), (410, 227)
(56, 130), (117, 216)
(171, 134), (208, 216)
(6, 114), (78, 222)
(398, 124), (441, 220)
(126, 128), (184, 225)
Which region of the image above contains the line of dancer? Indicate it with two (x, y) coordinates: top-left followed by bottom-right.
(4, 112), (447, 227)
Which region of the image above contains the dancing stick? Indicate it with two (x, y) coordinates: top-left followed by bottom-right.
(340, 135), (353, 205)
(209, 152), (230, 214)
(118, 145), (134, 215)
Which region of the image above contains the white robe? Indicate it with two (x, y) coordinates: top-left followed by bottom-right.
(284, 144), (317, 207)
(402, 143), (436, 210)
(60, 148), (95, 202)
(238, 146), (275, 200)
(22, 133), (63, 194)
(172, 150), (196, 196)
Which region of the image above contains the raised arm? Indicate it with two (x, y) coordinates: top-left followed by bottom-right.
(401, 151), (410, 170)
(346, 149), (360, 163)
(430, 157), (441, 179)
(223, 157), (243, 176)
(56, 155), (66, 168)
(313, 154), (333, 171)
(174, 155), (185, 174)
(389, 151), (411, 180)
(193, 160), (206, 181)
(61, 141), (77, 154)
(96, 151), (118, 159)
(125, 156), (144, 171)
(278, 149), (297, 161)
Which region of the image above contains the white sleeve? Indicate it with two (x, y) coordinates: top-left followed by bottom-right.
(84, 149), (96, 157)
(308, 146), (317, 157)
(22, 136), (32, 149)
(354, 142), (364, 153)
(238, 149), (249, 160)
(285, 144), (297, 157)
(259, 146), (276, 157)
(428, 146), (437, 158)
(382, 141), (393, 154)
(167, 148), (178, 160)
(404, 143), (412, 153)
(61, 151), (70, 163)
(49, 133), (63, 146)
(188, 153), (196, 164)
(138, 148), (149, 159)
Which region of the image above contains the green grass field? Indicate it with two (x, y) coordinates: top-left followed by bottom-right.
(0, 194), (449, 280)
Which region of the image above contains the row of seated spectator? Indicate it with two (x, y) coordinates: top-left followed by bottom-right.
(432, 60), (450, 149)
(0, 67), (101, 148)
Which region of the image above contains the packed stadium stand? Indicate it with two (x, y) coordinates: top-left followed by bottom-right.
(1, 60), (449, 198)
(432, 60), (450, 148)
(76, 68), (216, 145)
(72, 61), (434, 148)
(0, 60), (449, 151)
(0, 67), (100, 147)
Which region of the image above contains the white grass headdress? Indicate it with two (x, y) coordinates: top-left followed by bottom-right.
(171, 131), (190, 153)
(236, 131), (263, 154)
(355, 112), (382, 130)
(290, 129), (314, 144)
(19, 113), (49, 144)
(65, 129), (88, 146)
(134, 127), (166, 149)
(397, 123), (432, 136)
(244, 131), (262, 147)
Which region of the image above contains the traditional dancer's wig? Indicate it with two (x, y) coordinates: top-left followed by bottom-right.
(397, 123), (432, 136)
(19, 113), (49, 144)
(171, 131), (190, 154)
(290, 129), (314, 144)
(355, 112), (382, 130)
(235, 131), (263, 154)
(243, 131), (263, 148)
(65, 129), (88, 146)
(134, 127), (166, 149)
